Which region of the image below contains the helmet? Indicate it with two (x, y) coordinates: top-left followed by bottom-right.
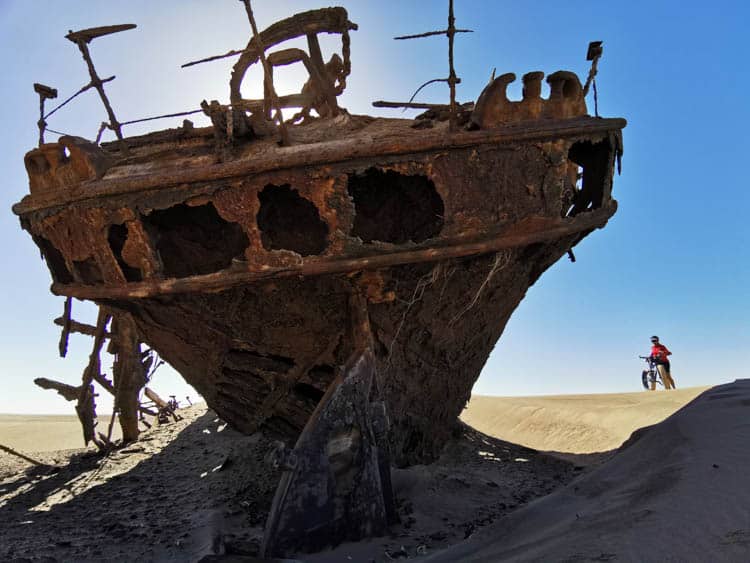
(650, 335), (659, 342)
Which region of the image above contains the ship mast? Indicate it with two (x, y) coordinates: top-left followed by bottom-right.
(447, 0), (459, 131)
(374, 0), (472, 132)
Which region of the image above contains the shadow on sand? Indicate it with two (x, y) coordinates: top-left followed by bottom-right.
(0, 408), (280, 562)
(1, 409), (597, 563)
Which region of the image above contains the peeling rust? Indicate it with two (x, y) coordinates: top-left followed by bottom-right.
(17, 115), (625, 462)
(12, 4), (626, 556)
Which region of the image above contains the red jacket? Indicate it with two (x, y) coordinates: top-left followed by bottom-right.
(651, 343), (671, 363)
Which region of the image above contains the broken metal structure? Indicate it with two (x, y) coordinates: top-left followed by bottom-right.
(13, 3), (625, 557)
(35, 302), (168, 449)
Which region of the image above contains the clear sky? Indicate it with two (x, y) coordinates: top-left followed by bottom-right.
(0, 1), (747, 414)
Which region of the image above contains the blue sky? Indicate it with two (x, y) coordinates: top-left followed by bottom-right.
(0, 1), (747, 413)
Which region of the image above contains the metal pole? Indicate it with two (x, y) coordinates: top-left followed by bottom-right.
(65, 24), (135, 146)
(38, 94), (46, 146)
(447, 0), (458, 132)
(71, 40), (124, 141)
(34, 83), (57, 146)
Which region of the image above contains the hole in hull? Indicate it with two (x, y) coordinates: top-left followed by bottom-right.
(257, 184), (329, 256)
(567, 139), (610, 217)
(348, 168), (444, 244)
(107, 223), (143, 282)
(143, 202), (249, 278)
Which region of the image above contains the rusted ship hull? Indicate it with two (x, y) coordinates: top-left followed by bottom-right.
(15, 115), (623, 465)
(13, 3), (630, 553)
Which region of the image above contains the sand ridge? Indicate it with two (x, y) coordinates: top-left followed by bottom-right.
(429, 380), (750, 562)
(461, 385), (710, 455)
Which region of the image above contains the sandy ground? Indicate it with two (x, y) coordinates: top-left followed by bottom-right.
(0, 405), (573, 562)
(1, 383), (746, 562)
(428, 379), (750, 562)
(461, 386), (710, 456)
(0, 414), (121, 454)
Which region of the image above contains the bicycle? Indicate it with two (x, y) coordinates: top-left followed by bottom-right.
(639, 355), (663, 390)
(140, 390), (183, 425)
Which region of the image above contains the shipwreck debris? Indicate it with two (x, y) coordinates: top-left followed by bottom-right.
(35, 305), (180, 449)
(33, 83), (57, 146)
(0, 443), (47, 467)
(240, 0), (290, 145)
(183, 5), (357, 154)
(65, 24), (135, 143)
(14, 0), (626, 556)
(583, 40), (604, 117)
(261, 292), (396, 556)
(377, 0), (470, 131)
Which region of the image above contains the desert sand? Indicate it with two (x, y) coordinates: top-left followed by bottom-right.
(1, 382), (747, 562)
(0, 414), (121, 454)
(461, 386), (710, 456)
(428, 379), (750, 562)
(0, 405), (576, 562)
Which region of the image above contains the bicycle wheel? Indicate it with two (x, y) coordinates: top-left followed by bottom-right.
(641, 370), (649, 390)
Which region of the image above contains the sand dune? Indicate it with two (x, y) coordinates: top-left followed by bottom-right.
(462, 386), (709, 455)
(3, 384), (745, 561)
(430, 379), (750, 562)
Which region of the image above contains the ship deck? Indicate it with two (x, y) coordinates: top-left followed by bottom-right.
(15, 114), (625, 215)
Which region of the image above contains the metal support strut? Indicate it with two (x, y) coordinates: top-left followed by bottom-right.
(65, 24), (135, 145)
(33, 83), (57, 146)
(377, 1), (472, 129)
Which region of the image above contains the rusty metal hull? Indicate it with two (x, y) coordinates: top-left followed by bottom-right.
(14, 115), (624, 465)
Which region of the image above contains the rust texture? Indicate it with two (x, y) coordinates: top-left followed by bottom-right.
(228, 7), (356, 116)
(13, 5), (627, 554)
(110, 313), (147, 442)
(471, 70), (588, 128)
(16, 114), (623, 466)
(15, 0), (624, 491)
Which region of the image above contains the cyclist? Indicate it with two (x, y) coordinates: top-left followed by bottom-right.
(650, 336), (676, 390)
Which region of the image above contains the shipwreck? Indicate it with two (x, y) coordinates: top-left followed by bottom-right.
(13, 2), (625, 557)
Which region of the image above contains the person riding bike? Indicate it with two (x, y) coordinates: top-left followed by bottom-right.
(650, 336), (676, 390)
